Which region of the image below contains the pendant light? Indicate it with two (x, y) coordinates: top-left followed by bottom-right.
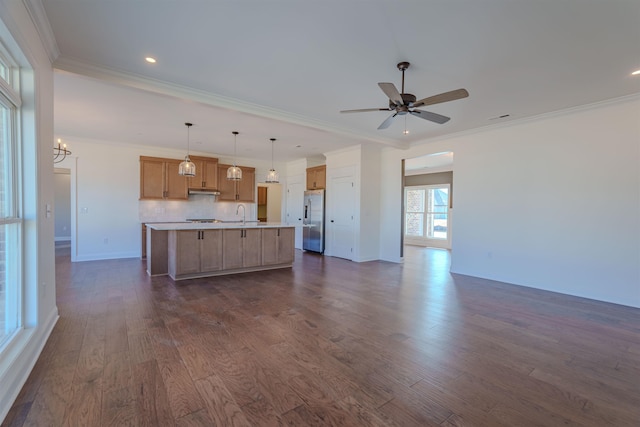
(265, 138), (279, 183)
(227, 131), (242, 180)
(178, 122), (196, 176)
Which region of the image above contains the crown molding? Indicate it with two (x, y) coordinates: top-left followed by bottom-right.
(53, 56), (410, 150)
(22, 0), (59, 63)
(409, 92), (640, 149)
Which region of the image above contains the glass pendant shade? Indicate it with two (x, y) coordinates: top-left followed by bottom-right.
(227, 165), (242, 180)
(265, 137), (279, 183)
(227, 131), (242, 180)
(179, 155), (196, 176)
(178, 122), (196, 177)
(265, 169), (279, 183)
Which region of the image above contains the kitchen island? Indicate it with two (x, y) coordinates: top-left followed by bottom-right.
(145, 222), (295, 280)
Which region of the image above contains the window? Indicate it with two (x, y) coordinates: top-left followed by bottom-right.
(405, 185), (450, 246)
(0, 48), (21, 350)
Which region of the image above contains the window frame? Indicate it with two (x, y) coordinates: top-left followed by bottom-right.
(0, 41), (23, 351)
(404, 184), (451, 249)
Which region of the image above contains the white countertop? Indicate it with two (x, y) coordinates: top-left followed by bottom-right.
(146, 222), (295, 231)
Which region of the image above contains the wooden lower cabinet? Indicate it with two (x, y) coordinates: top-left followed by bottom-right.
(141, 224), (147, 259)
(166, 226), (294, 280)
(262, 228), (295, 265)
(222, 228), (261, 270)
(168, 229), (223, 277)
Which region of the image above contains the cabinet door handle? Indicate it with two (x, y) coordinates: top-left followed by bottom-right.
(277, 229), (280, 237)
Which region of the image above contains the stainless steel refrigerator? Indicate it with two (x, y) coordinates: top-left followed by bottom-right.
(303, 189), (325, 253)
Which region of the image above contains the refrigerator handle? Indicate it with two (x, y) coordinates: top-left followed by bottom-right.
(304, 203), (308, 219)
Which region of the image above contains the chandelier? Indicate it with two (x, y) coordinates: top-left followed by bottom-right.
(53, 138), (71, 163)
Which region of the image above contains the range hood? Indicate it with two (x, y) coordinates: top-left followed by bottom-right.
(188, 189), (221, 196)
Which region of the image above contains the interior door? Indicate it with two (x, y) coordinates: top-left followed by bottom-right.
(329, 175), (354, 260)
(286, 179), (304, 249)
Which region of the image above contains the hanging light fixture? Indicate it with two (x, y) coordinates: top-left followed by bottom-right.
(227, 131), (242, 180)
(53, 138), (71, 163)
(178, 122), (196, 176)
(265, 138), (279, 183)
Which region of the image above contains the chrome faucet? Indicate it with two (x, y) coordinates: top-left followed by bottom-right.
(236, 204), (246, 224)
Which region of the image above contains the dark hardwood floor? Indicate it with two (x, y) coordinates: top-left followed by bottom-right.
(3, 245), (640, 426)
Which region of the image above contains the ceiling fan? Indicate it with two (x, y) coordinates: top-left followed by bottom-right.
(340, 62), (469, 130)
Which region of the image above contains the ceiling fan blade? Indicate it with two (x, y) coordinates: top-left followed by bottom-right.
(378, 82), (403, 106)
(410, 110), (450, 124)
(340, 108), (391, 113)
(377, 113), (398, 130)
(412, 88), (469, 108)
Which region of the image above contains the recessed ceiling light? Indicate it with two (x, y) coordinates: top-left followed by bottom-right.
(632, 69), (640, 76)
(145, 57), (156, 64)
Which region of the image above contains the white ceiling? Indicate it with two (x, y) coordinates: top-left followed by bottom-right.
(39, 0), (640, 164)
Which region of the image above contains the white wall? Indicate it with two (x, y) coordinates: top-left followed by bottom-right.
(0, 2), (58, 422)
(284, 159), (306, 248)
(379, 96), (640, 308)
(358, 144), (381, 262)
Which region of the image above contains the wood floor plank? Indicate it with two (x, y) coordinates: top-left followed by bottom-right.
(61, 378), (103, 427)
(5, 246), (640, 426)
(101, 386), (138, 427)
(131, 360), (174, 427)
(194, 373), (252, 427)
(21, 364), (76, 427)
(240, 397), (286, 427)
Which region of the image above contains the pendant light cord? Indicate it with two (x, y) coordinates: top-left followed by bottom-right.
(232, 131), (239, 166)
(270, 138), (276, 169)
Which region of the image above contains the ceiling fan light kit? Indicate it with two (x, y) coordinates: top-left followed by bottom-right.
(227, 131), (242, 181)
(178, 122), (196, 177)
(340, 61), (469, 130)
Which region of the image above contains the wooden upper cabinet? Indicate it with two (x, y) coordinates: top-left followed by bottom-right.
(140, 156), (188, 200)
(217, 163), (256, 202)
(216, 164), (238, 201)
(306, 165), (326, 190)
(237, 168), (255, 202)
(188, 156), (218, 190)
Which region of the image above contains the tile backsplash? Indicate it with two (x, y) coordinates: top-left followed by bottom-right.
(139, 196), (256, 223)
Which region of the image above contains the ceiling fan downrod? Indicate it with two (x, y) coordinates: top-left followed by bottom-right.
(397, 61), (410, 94)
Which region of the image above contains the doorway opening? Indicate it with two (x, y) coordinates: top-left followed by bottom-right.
(257, 183), (282, 223)
(403, 151), (454, 251)
(54, 168), (71, 250)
